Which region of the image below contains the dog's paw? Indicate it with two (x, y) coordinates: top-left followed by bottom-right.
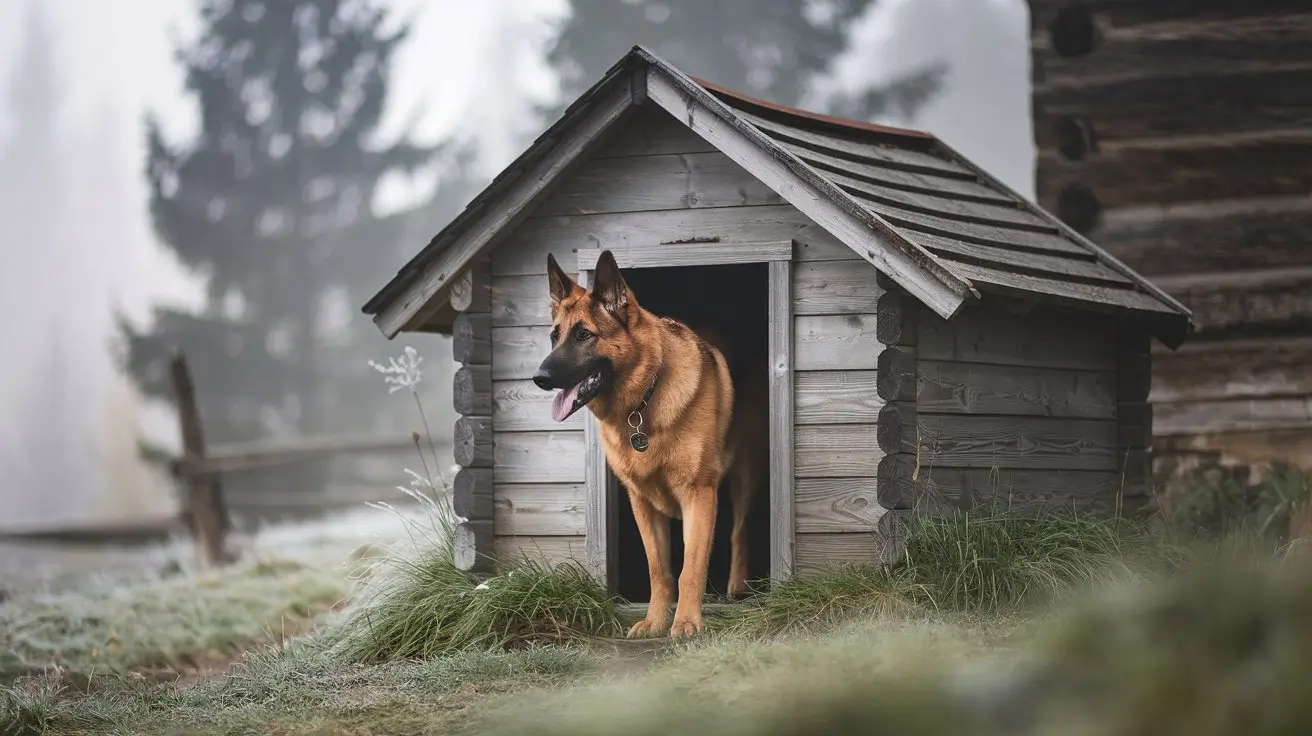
(627, 618), (668, 638)
(668, 616), (704, 639)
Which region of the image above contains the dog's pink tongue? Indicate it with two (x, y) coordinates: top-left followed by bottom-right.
(551, 384), (581, 422)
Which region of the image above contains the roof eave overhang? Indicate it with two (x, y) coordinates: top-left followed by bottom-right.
(361, 53), (644, 337)
(632, 47), (978, 320)
(362, 45), (1195, 347)
(363, 45), (988, 335)
(924, 135), (1194, 350)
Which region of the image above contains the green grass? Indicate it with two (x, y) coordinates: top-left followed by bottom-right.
(467, 615), (1017, 736)
(0, 554), (352, 686)
(897, 510), (1182, 611)
(1157, 462), (1312, 545)
(718, 508), (1177, 639)
(311, 418), (626, 663)
(418, 644), (595, 691)
(1253, 464), (1312, 539)
(324, 548), (625, 663)
(0, 642), (596, 735)
(712, 563), (921, 638)
(468, 552), (1312, 736)
(6, 470), (1309, 735)
(1012, 554), (1312, 734)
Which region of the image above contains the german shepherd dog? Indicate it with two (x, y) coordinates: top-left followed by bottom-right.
(533, 250), (768, 639)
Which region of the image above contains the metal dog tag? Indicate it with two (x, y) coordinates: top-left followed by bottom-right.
(630, 431), (650, 452)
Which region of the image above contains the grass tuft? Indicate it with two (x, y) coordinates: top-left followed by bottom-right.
(1158, 463), (1312, 547)
(1, 680), (57, 736)
(327, 550), (624, 663)
(712, 508), (1168, 639)
(326, 348), (625, 662)
(898, 508), (1179, 612)
(1254, 464), (1312, 540)
(716, 565), (921, 638)
(701, 508), (1177, 641)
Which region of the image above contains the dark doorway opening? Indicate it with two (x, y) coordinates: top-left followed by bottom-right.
(608, 262), (772, 603)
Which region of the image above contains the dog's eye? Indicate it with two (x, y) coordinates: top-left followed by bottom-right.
(573, 325), (593, 342)
(549, 326), (560, 346)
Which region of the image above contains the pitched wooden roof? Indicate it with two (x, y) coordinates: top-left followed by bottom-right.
(364, 46), (1191, 348)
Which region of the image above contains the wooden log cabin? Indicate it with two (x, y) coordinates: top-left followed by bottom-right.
(361, 46), (1192, 595)
(1028, 0), (1312, 482)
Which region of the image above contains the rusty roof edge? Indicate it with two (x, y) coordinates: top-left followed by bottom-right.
(688, 74), (937, 142)
(630, 46), (980, 310)
(928, 135), (1195, 325)
(361, 53), (640, 317)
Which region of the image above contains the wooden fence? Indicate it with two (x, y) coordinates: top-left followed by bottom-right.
(0, 352), (449, 567)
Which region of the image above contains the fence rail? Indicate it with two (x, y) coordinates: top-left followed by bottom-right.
(0, 515), (184, 546)
(170, 432), (429, 477)
(0, 351), (446, 567)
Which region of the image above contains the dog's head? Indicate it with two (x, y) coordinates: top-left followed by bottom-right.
(533, 249), (641, 422)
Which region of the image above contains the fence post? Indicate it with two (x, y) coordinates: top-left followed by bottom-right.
(169, 351), (231, 567)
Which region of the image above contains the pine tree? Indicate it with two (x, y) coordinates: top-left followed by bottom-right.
(120, 0), (448, 498)
(541, 0), (946, 123)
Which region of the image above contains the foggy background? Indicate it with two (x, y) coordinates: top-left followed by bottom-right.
(0, 0), (1031, 532)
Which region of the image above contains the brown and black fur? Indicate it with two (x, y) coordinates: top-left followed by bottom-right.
(534, 250), (768, 639)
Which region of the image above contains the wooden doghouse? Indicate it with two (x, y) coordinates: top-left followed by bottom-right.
(362, 46), (1191, 595)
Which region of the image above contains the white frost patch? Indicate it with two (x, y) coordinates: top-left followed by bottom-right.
(0, 503), (441, 598)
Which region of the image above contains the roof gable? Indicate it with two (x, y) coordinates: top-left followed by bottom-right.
(363, 46), (1191, 348)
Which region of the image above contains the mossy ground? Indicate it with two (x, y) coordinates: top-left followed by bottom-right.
(4, 476), (1310, 736)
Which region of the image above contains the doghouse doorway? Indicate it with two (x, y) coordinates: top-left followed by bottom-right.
(576, 244), (795, 604)
(611, 262), (771, 602)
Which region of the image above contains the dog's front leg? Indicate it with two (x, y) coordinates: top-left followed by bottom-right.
(626, 489), (674, 638)
(670, 486), (717, 639)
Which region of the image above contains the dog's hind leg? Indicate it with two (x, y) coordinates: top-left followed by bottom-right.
(727, 459), (758, 599)
(626, 489), (675, 639)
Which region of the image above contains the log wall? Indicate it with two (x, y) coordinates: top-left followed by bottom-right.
(451, 261), (495, 572)
(1028, 0), (1312, 480)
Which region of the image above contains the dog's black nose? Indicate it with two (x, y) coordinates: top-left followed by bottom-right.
(532, 368), (555, 391)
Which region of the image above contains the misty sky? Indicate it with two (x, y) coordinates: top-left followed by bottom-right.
(0, 0), (1031, 527)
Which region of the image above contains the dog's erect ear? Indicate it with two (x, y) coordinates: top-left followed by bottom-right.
(546, 252), (579, 311)
(590, 249), (632, 324)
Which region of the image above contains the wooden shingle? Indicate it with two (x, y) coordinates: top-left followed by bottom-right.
(363, 45), (1191, 348)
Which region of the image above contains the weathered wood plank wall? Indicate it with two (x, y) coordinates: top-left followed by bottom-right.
(904, 299), (1128, 514)
(792, 261), (888, 574)
(487, 251), (587, 562)
(1028, 0), (1312, 480)
(484, 106), (862, 571)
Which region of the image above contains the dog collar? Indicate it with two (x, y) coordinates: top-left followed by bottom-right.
(626, 365), (661, 452)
